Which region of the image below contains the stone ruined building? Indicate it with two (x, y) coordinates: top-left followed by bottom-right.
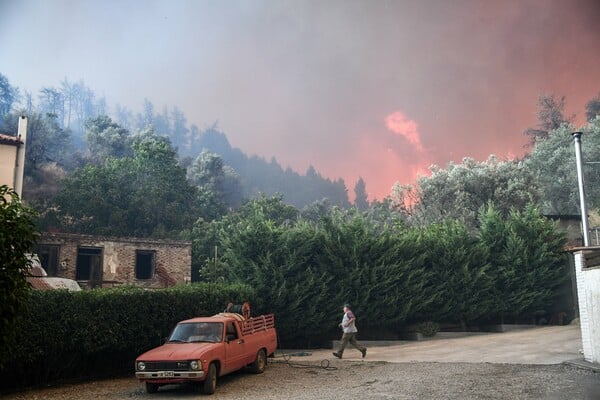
(35, 232), (192, 289)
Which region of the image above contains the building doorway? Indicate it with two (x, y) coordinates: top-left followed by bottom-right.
(76, 247), (103, 288)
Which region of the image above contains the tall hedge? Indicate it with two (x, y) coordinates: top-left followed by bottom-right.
(416, 220), (493, 328)
(205, 199), (570, 345)
(315, 211), (431, 334)
(478, 203), (569, 322)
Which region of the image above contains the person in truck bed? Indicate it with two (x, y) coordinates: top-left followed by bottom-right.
(332, 303), (367, 359)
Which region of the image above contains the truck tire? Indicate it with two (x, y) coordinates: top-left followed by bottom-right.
(202, 363), (217, 395)
(249, 349), (267, 374)
(145, 382), (159, 393)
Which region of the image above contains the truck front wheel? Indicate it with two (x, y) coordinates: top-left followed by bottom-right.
(145, 382), (159, 393)
(202, 363), (217, 395)
(249, 349), (267, 374)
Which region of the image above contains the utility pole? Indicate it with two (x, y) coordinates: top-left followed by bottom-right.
(572, 131), (590, 246)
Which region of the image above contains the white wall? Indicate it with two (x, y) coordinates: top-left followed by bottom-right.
(0, 143), (17, 188)
(574, 251), (600, 363)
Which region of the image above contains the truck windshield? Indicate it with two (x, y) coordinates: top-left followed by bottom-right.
(168, 322), (223, 343)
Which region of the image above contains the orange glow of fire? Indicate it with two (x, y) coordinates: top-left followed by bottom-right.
(385, 111), (424, 153)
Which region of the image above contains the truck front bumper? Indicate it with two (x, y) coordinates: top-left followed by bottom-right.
(136, 370), (205, 380)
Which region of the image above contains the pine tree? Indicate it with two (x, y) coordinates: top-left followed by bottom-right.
(354, 177), (369, 211)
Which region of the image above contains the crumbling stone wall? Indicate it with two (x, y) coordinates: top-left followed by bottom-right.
(38, 232), (191, 289)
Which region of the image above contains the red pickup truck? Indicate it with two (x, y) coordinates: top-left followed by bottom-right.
(135, 312), (277, 394)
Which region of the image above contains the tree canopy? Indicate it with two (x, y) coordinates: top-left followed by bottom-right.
(523, 94), (574, 144)
(394, 156), (541, 229)
(585, 92), (600, 122)
(525, 117), (600, 215)
(0, 73), (19, 118)
(50, 130), (198, 237)
(85, 115), (132, 163)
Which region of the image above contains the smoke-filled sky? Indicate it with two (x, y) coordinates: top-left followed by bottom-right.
(1, 0), (599, 200)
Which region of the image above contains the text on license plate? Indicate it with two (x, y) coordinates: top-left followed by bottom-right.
(157, 371), (174, 377)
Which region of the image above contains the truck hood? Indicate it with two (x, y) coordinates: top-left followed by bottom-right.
(137, 342), (218, 361)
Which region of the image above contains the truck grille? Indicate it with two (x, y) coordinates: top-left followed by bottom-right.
(144, 361), (190, 371)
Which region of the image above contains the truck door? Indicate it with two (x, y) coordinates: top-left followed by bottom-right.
(223, 321), (246, 373)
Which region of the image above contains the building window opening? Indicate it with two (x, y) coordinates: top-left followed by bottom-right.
(136, 251), (155, 280)
(76, 247), (103, 287)
(35, 244), (60, 276)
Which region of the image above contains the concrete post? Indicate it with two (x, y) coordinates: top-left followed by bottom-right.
(14, 115), (27, 198)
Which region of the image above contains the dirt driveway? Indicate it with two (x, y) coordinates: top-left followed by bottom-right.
(4, 324), (599, 400)
(305, 324), (584, 364)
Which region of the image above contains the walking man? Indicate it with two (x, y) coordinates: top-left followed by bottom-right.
(333, 304), (367, 359)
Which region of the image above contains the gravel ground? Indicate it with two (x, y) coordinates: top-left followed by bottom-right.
(3, 358), (599, 400)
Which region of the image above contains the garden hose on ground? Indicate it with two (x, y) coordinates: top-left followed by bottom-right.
(272, 331), (337, 370)
(269, 351), (337, 371)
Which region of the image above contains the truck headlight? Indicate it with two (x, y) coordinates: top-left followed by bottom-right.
(137, 362), (146, 371)
(190, 360), (201, 370)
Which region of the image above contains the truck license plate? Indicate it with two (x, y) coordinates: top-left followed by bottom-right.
(157, 371), (174, 377)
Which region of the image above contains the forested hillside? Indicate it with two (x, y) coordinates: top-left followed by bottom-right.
(2, 73), (600, 238)
(0, 74), (350, 214)
(190, 126), (350, 208)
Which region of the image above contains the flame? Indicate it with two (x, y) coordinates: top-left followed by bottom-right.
(352, 118), (432, 201)
(385, 111), (424, 152)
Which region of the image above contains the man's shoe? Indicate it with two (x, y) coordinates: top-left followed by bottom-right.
(332, 352), (342, 359)
(361, 348), (367, 358)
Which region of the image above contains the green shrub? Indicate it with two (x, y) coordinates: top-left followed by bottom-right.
(0, 185), (38, 370)
(417, 321), (439, 337)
